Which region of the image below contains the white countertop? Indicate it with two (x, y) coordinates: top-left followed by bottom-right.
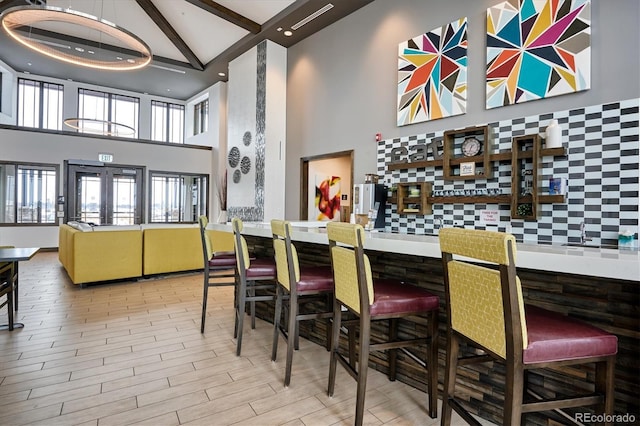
(209, 222), (640, 282)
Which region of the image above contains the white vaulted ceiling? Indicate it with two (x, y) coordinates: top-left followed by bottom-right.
(0, 0), (373, 99)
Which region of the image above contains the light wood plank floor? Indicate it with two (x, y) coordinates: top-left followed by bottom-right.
(0, 251), (475, 426)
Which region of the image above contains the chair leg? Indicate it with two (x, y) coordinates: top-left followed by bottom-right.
(200, 269), (209, 333)
(271, 285), (284, 362)
(324, 293), (332, 351)
(7, 281), (14, 331)
(441, 331), (460, 426)
(348, 324), (357, 368)
(388, 318), (398, 381)
(249, 284), (256, 329)
(233, 281), (239, 338)
(427, 309), (439, 418)
(284, 291), (298, 387)
(235, 277), (247, 356)
(596, 357), (616, 426)
(13, 262), (18, 312)
(504, 354), (524, 426)
(354, 317), (371, 426)
(328, 299), (342, 397)
(233, 271), (239, 335)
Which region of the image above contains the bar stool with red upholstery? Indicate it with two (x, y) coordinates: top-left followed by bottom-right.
(198, 215), (236, 333)
(232, 218), (277, 356)
(326, 222), (439, 426)
(270, 219), (334, 387)
(439, 228), (617, 426)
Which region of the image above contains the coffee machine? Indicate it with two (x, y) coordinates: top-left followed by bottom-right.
(353, 183), (387, 229)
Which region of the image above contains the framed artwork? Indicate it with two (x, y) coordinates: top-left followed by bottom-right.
(398, 18), (468, 126)
(486, 0), (591, 109)
(315, 175), (341, 221)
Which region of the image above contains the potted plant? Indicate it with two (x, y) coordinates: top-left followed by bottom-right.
(217, 171), (227, 223)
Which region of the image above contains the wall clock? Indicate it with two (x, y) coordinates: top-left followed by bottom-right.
(461, 137), (482, 157)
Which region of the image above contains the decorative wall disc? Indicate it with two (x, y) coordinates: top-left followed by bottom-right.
(228, 146), (240, 168)
(232, 169), (241, 184)
(243, 131), (252, 146)
(240, 156), (251, 174)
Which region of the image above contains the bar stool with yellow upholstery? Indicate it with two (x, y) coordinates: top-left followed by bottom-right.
(270, 219), (334, 386)
(232, 217), (277, 356)
(439, 228), (617, 426)
(198, 215), (237, 333)
(326, 222), (439, 426)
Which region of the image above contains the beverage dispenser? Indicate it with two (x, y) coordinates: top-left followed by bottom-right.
(353, 183), (387, 229)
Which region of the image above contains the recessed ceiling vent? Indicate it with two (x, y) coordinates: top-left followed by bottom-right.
(291, 3), (334, 30)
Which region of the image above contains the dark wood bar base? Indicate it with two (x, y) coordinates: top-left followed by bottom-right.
(244, 235), (639, 425)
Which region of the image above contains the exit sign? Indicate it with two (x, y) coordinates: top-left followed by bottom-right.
(98, 153), (114, 163)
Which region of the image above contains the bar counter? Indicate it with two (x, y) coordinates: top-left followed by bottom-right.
(209, 222), (639, 424)
(210, 222), (638, 281)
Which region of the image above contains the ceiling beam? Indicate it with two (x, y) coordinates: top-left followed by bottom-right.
(135, 0), (204, 71)
(184, 0), (261, 34)
(0, 0), (31, 13)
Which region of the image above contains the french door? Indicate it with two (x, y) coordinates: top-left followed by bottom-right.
(66, 163), (144, 225)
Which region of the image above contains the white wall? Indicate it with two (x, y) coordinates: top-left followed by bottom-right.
(185, 82), (228, 222)
(3, 71), (185, 136)
(0, 127), (212, 248)
(0, 59), (17, 125)
(0, 67), (218, 248)
(285, 0), (640, 218)
(263, 41), (287, 222)
(226, 41), (287, 222)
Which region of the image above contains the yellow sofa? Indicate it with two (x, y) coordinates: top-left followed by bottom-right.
(59, 223), (234, 285)
(142, 225), (202, 275)
(58, 224), (143, 285)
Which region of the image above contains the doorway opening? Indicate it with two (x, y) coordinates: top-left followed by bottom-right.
(300, 150), (353, 222)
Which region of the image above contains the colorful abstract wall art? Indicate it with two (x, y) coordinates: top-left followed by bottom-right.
(315, 176), (341, 221)
(397, 18), (468, 126)
(486, 0), (591, 109)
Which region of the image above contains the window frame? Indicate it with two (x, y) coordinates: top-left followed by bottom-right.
(0, 161), (60, 226)
(148, 170), (208, 224)
(151, 100), (185, 143)
(193, 98), (208, 136)
(77, 88), (140, 138)
(17, 78), (64, 130)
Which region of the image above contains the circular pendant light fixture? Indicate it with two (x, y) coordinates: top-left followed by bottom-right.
(1, 5), (152, 71)
(64, 118), (136, 137)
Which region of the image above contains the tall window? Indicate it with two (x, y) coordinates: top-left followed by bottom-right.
(17, 78), (64, 130)
(193, 99), (208, 135)
(150, 172), (207, 223)
(151, 100), (184, 143)
(78, 88), (139, 137)
(0, 162), (58, 224)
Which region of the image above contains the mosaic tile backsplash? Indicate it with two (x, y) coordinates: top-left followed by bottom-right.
(378, 98), (639, 247)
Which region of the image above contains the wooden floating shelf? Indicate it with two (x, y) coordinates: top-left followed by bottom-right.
(391, 194), (565, 206)
(427, 195), (511, 204)
(539, 194), (566, 203)
(385, 135), (567, 219)
(386, 147), (566, 171)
